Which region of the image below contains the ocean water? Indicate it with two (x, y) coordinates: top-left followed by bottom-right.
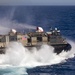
(0, 6), (75, 75)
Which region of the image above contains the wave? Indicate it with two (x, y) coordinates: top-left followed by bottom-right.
(0, 40), (74, 68)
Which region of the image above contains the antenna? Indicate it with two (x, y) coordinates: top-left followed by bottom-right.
(50, 27), (53, 31)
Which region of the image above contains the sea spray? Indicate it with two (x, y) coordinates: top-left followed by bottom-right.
(0, 41), (74, 68)
(0, 18), (36, 34)
(0, 41), (74, 75)
(0, 7), (36, 35)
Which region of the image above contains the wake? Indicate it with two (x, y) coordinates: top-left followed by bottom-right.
(0, 40), (74, 68)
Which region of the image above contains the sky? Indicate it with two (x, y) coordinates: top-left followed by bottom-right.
(0, 0), (75, 5)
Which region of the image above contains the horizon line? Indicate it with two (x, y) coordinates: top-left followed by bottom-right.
(0, 5), (75, 6)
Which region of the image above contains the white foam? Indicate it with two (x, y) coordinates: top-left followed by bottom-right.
(0, 41), (74, 68)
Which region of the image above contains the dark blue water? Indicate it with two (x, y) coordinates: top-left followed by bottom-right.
(0, 6), (75, 75)
(0, 6), (75, 39)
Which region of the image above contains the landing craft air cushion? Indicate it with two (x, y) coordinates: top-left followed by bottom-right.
(0, 27), (71, 54)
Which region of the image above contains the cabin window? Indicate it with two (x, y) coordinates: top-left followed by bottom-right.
(28, 38), (31, 43)
(37, 37), (42, 42)
(17, 38), (21, 40)
(9, 36), (17, 41)
(0, 37), (6, 42)
(0, 39), (1, 42)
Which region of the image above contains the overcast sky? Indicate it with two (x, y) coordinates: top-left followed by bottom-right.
(0, 0), (75, 5)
